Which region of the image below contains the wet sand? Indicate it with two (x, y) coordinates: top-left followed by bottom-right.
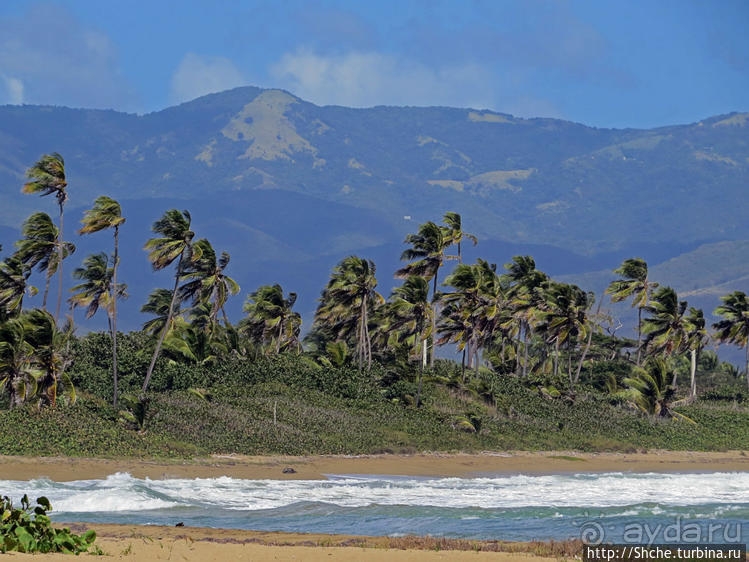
(0, 450), (747, 481)
(0, 524), (570, 561)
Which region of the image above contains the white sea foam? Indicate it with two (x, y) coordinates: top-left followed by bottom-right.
(1, 471), (747, 514)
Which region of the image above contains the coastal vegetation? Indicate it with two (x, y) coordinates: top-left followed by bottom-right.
(1, 153), (748, 457)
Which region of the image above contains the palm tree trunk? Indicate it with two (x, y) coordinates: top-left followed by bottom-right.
(55, 203), (64, 321)
(142, 254), (183, 395)
(553, 337), (559, 377)
(112, 226), (119, 408)
(430, 275), (438, 369)
(43, 271), (52, 311)
(474, 346), (479, 376)
(522, 322), (529, 377)
(461, 347), (466, 382)
(636, 306), (643, 366)
(458, 241), (462, 264)
(416, 328), (424, 408)
(690, 347), (697, 399)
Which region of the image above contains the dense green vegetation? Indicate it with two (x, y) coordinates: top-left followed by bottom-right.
(1, 152), (748, 457)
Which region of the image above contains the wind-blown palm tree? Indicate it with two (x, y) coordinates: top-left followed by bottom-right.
(442, 212), (477, 263)
(641, 286), (689, 389)
(178, 239), (240, 325)
(15, 212), (74, 310)
(142, 209), (201, 394)
(22, 309), (76, 408)
(240, 284), (301, 354)
(621, 358), (694, 422)
(0, 315), (39, 409)
(141, 288), (180, 337)
(684, 307), (708, 399)
(396, 221), (450, 367)
(79, 196), (125, 407)
(0, 257), (35, 319)
(605, 258), (657, 365)
(505, 256), (547, 377)
(22, 153), (69, 321)
(316, 256), (383, 371)
(388, 275), (432, 407)
(70, 253), (128, 322)
(713, 291), (749, 390)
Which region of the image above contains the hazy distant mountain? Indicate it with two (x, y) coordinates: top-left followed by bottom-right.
(0, 86), (746, 332)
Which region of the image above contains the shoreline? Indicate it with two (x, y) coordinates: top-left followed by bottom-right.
(3, 523), (577, 561)
(1, 450), (747, 481)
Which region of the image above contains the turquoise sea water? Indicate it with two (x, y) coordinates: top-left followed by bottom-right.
(1, 472), (747, 543)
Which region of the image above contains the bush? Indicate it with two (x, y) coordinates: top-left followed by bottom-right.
(0, 495), (97, 554)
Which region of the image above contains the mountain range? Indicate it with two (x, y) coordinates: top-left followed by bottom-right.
(0, 86), (747, 343)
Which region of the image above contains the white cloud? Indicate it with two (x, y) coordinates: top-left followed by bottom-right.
(270, 49), (496, 110)
(1, 76), (24, 105)
(170, 53), (247, 104)
(0, 4), (135, 109)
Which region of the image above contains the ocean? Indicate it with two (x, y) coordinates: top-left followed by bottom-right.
(1, 471), (747, 543)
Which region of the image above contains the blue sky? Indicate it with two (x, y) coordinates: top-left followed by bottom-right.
(0, 0), (747, 128)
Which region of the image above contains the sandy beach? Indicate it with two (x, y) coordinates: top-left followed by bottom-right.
(0, 523), (572, 561)
(0, 450), (747, 481)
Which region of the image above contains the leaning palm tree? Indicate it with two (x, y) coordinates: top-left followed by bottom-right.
(316, 256), (383, 371)
(22, 153), (69, 321)
(605, 258), (657, 365)
(142, 209), (201, 394)
(442, 212), (477, 263)
(14, 212), (74, 310)
(713, 291), (749, 390)
(387, 275), (432, 407)
(240, 284), (302, 354)
(79, 196), (125, 407)
(684, 307), (708, 400)
(396, 221), (451, 367)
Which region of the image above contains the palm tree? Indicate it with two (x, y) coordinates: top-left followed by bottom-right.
(22, 153), (69, 321)
(684, 307), (708, 400)
(14, 212), (74, 310)
(442, 212), (477, 263)
(605, 258), (657, 365)
(141, 288), (180, 337)
(713, 291), (749, 390)
(641, 286), (689, 389)
(240, 284), (301, 354)
(70, 253), (128, 323)
(79, 196), (125, 407)
(0, 315), (39, 409)
(504, 256), (547, 377)
(396, 221), (450, 367)
(0, 257), (35, 319)
(537, 282), (591, 390)
(22, 309), (76, 408)
(142, 209), (201, 394)
(388, 275), (432, 407)
(621, 358), (694, 422)
(178, 239), (240, 325)
(316, 256), (383, 370)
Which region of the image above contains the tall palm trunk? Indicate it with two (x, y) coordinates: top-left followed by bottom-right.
(430, 275), (438, 368)
(142, 254), (183, 395)
(461, 348), (466, 382)
(636, 306), (643, 366)
(55, 202), (64, 321)
(522, 322), (529, 377)
(42, 270), (52, 311)
(111, 226), (120, 408)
